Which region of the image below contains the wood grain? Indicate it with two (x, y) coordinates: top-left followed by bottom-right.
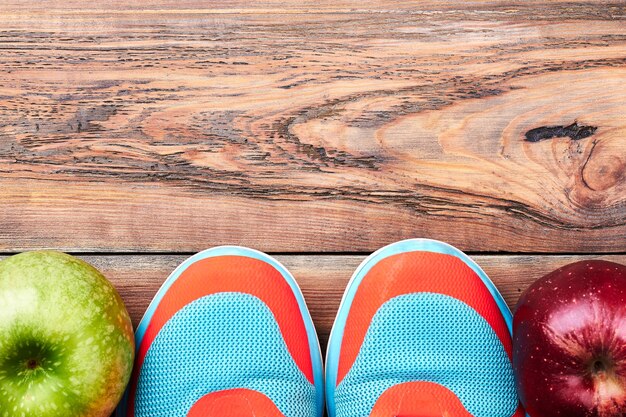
(8, 253), (613, 351)
(1, 1), (625, 253)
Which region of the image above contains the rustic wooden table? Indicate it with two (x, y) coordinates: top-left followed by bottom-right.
(1, 1), (625, 353)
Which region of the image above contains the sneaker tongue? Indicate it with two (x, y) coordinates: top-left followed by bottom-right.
(392, 391), (446, 417)
(370, 381), (474, 417)
(186, 388), (285, 417)
(397, 410), (445, 416)
(188, 395), (254, 417)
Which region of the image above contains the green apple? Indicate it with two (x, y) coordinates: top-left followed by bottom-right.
(0, 251), (134, 417)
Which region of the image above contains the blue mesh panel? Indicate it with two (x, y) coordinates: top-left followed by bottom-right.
(335, 293), (517, 417)
(135, 293), (317, 417)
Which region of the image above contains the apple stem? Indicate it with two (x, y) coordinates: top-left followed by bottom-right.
(593, 360), (605, 373)
(26, 359), (39, 370)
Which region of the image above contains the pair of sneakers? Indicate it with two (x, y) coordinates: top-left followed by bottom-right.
(117, 239), (525, 417)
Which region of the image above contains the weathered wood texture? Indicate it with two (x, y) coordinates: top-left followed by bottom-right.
(1, 1), (625, 253)
(7, 253), (609, 351)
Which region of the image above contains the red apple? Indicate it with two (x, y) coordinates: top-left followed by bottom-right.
(513, 260), (626, 417)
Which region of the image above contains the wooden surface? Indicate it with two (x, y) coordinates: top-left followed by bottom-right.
(1, 1), (625, 253)
(0, 1), (625, 348)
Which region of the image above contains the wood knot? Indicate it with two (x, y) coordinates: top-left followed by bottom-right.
(582, 150), (625, 192)
(525, 121), (597, 142)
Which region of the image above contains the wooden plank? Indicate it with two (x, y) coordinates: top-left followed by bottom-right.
(1, 0), (619, 13)
(14, 253), (615, 351)
(1, 2), (625, 253)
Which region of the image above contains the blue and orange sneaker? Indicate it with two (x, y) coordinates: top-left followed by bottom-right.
(325, 239), (525, 417)
(117, 246), (324, 417)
